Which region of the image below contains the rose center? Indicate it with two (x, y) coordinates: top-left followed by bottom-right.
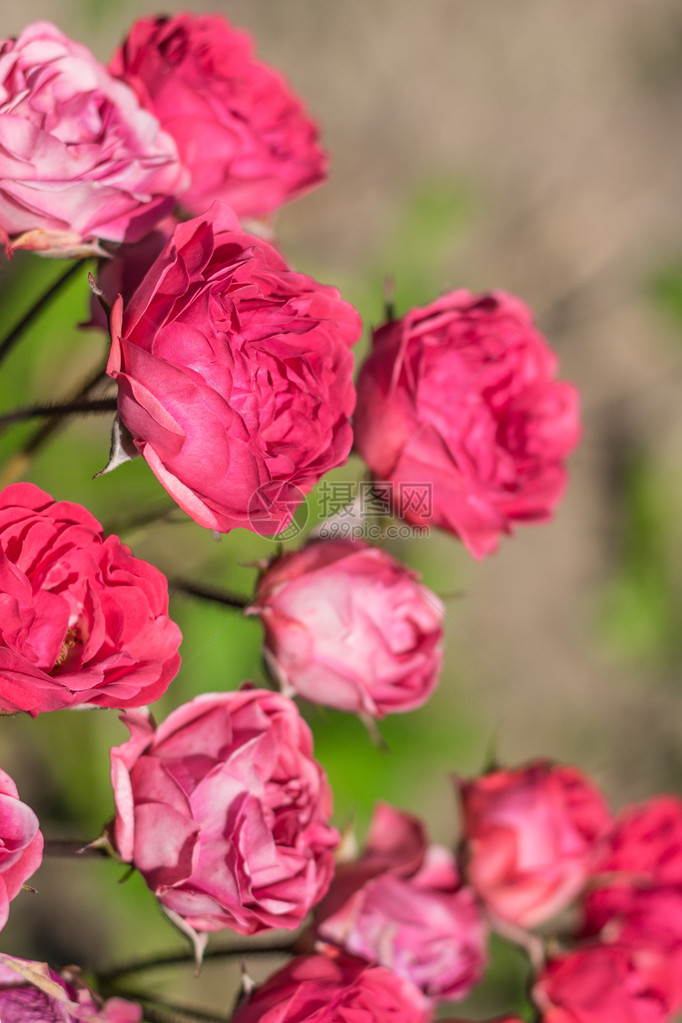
(53, 626), (82, 671)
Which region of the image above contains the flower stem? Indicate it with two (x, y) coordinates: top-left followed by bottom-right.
(170, 579), (250, 611)
(0, 396), (117, 431)
(42, 839), (110, 858)
(98, 939), (296, 985)
(0, 362), (111, 487)
(0, 261), (85, 368)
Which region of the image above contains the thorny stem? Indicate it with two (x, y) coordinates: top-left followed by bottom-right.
(0, 260), (85, 368)
(0, 397), (117, 431)
(99, 939), (296, 985)
(0, 362), (112, 487)
(22, 363), (110, 453)
(103, 501), (181, 543)
(170, 579), (251, 612)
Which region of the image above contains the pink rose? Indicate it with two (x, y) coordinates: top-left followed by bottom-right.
(106, 203), (361, 533)
(110, 13), (327, 219)
(0, 22), (184, 256)
(582, 796), (682, 1008)
(0, 483), (181, 715)
(110, 689), (339, 935)
(231, 953), (430, 1023)
(354, 291), (580, 558)
(533, 944), (677, 1023)
(248, 539), (444, 717)
(86, 215), (178, 332)
(459, 760), (611, 928)
(583, 889), (682, 1009)
(596, 795), (682, 884)
(0, 769), (42, 931)
(315, 803), (487, 1002)
(0, 955), (141, 1022)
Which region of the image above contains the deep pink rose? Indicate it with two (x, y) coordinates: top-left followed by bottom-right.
(582, 796), (682, 941)
(86, 215), (178, 332)
(110, 689), (339, 936)
(0, 955), (141, 1022)
(110, 13), (327, 219)
(582, 889), (682, 1011)
(354, 291), (580, 558)
(533, 944), (677, 1023)
(595, 796), (682, 884)
(248, 539), (444, 717)
(0, 22), (184, 256)
(315, 803), (487, 1002)
(231, 953), (430, 1023)
(581, 796), (682, 1009)
(0, 482), (181, 715)
(0, 769), (43, 931)
(106, 203), (361, 533)
(459, 760), (611, 928)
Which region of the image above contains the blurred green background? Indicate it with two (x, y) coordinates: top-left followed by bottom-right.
(2, 2), (682, 1020)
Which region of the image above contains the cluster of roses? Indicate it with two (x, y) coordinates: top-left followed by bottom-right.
(4, 744), (682, 1022)
(0, 14), (579, 553)
(0, 7), (667, 1023)
(225, 766), (682, 1023)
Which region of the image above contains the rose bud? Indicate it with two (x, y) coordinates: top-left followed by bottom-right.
(106, 203), (361, 534)
(0, 954), (141, 1022)
(231, 953), (430, 1023)
(0, 769), (43, 931)
(0, 22), (185, 256)
(0, 483), (181, 716)
(110, 13), (327, 220)
(354, 290), (580, 558)
(315, 803), (487, 1003)
(582, 796), (682, 965)
(458, 760), (611, 928)
(533, 944), (677, 1023)
(110, 689), (339, 938)
(248, 539), (444, 718)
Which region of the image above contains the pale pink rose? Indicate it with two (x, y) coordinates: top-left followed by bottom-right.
(354, 290), (580, 558)
(110, 13), (327, 219)
(0, 482), (181, 715)
(533, 944), (677, 1023)
(0, 955), (142, 1022)
(0, 769), (42, 931)
(110, 689), (339, 936)
(0, 22), (185, 256)
(249, 539), (444, 718)
(459, 760), (611, 928)
(231, 953), (431, 1023)
(315, 804), (487, 1002)
(106, 203), (361, 534)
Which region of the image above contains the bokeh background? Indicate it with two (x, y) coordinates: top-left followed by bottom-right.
(2, 1), (682, 1019)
